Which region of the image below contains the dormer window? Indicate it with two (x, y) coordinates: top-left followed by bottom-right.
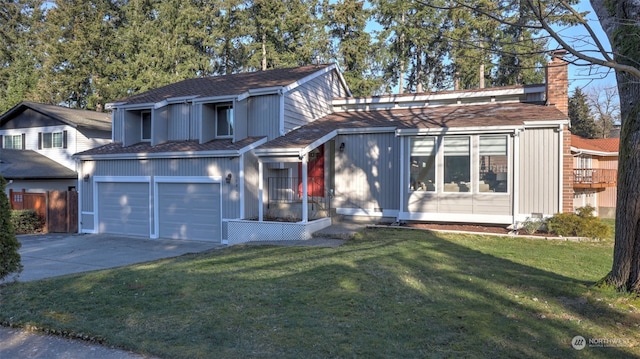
(141, 111), (151, 141)
(216, 104), (233, 137)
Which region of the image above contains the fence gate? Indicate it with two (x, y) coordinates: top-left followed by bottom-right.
(9, 190), (78, 233)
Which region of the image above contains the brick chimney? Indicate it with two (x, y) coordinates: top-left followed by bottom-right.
(545, 50), (569, 116)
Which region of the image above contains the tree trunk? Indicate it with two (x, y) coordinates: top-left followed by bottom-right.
(591, 0), (640, 291)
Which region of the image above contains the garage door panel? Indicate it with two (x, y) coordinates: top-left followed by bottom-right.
(98, 182), (150, 236)
(158, 182), (221, 242)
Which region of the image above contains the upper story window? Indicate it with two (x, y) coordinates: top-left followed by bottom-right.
(4, 134), (24, 149)
(141, 111), (151, 141)
(216, 104), (233, 137)
(40, 131), (66, 149)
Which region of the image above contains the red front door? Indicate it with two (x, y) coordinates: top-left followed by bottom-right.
(298, 146), (325, 197)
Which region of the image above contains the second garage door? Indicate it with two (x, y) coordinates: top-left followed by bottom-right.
(157, 182), (221, 242)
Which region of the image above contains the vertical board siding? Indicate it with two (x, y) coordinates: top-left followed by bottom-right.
(85, 157), (241, 219)
(243, 152), (260, 219)
(284, 73), (341, 133)
(333, 133), (400, 212)
(247, 95), (280, 140)
(518, 128), (560, 216)
(168, 103), (191, 140)
(113, 110), (124, 143)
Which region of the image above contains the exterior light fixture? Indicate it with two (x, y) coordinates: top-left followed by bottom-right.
(339, 142), (345, 152)
(226, 173), (233, 183)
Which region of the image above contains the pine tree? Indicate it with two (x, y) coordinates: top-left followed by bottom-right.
(325, 0), (380, 96)
(0, 176), (22, 281)
(569, 88), (598, 138)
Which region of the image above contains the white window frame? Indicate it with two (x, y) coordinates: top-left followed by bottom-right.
(4, 134), (22, 149)
(478, 134), (509, 194)
(215, 104), (234, 138)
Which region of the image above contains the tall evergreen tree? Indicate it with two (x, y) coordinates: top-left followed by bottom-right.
(569, 88), (598, 138)
(35, 0), (123, 109)
(325, 0), (380, 96)
(0, 0), (44, 112)
(0, 176), (22, 281)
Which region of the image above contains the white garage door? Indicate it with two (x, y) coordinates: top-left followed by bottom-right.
(97, 182), (150, 236)
(157, 182), (221, 242)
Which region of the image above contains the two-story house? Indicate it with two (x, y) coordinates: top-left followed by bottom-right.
(76, 55), (573, 244)
(0, 101), (112, 193)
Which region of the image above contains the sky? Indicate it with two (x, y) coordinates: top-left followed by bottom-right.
(553, 1), (618, 94)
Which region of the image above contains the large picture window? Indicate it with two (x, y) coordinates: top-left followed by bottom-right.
(479, 135), (508, 193)
(443, 137), (470, 192)
(216, 105), (234, 137)
(409, 137), (436, 191)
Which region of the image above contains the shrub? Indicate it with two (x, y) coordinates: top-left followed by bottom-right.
(546, 206), (610, 239)
(11, 209), (44, 234)
(0, 176), (22, 280)
(521, 217), (543, 234)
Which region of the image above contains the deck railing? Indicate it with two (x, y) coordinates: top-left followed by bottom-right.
(573, 168), (617, 188)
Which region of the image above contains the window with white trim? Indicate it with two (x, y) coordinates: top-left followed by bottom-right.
(409, 137), (436, 191)
(4, 134), (23, 149)
(443, 136), (470, 192)
(41, 131), (65, 148)
(478, 135), (508, 193)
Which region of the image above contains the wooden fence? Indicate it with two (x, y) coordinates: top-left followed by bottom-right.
(9, 189), (78, 233)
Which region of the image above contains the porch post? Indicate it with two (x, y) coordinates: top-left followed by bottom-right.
(301, 154), (308, 223)
(258, 160), (264, 221)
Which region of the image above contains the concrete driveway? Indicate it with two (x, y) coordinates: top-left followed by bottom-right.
(3, 233), (223, 283)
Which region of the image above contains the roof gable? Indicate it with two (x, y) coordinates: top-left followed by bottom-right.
(0, 102), (111, 132)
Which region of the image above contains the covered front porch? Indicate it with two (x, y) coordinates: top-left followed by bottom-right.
(230, 138), (336, 244)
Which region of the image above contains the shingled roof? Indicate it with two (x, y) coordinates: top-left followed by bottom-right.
(259, 102), (568, 151)
(0, 149), (76, 179)
(111, 64), (336, 106)
(0, 101), (111, 132)
(75, 137), (266, 158)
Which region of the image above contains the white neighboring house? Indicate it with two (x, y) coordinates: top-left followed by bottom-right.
(0, 101), (112, 193)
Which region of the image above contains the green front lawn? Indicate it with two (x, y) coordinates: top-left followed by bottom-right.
(1, 227), (637, 358)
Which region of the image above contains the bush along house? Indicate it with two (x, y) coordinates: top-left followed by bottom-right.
(75, 52), (574, 244)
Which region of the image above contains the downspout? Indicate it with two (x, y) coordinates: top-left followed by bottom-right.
(258, 160), (264, 221)
(301, 153), (309, 223)
(558, 125), (564, 214)
(512, 129), (520, 225)
(398, 135), (405, 222)
(239, 153), (245, 219)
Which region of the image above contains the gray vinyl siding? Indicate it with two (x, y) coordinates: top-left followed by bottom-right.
(518, 127), (560, 216)
(247, 95), (280, 140)
(167, 103), (191, 141)
(113, 110), (124, 143)
(283, 72), (345, 133)
(243, 152), (260, 219)
(153, 106), (168, 145)
(123, 110), (142, 146)
(81, 157), (241, 220)
(234, 98), (248, 141)
(333, 133), (400, 212)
